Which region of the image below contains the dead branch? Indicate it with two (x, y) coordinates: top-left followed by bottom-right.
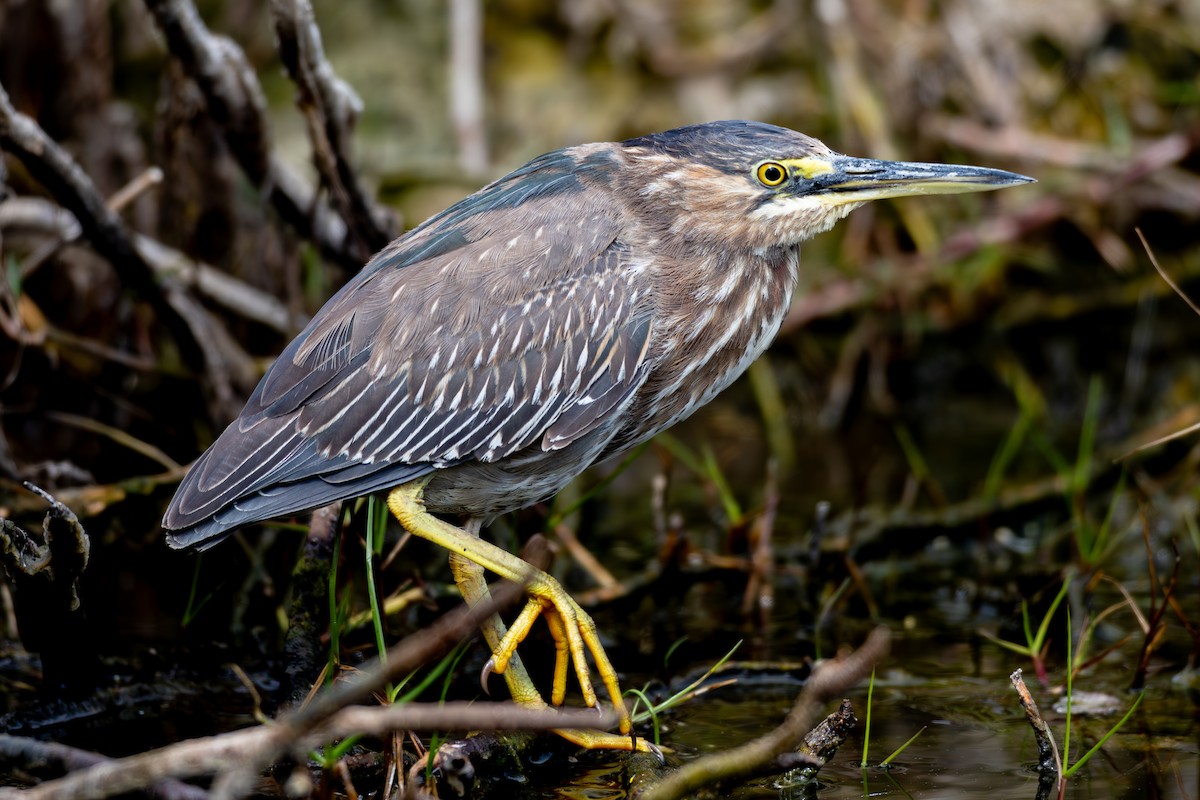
(141, 0), (360, 270)
(0, 195), (303, 335)
(270, 0), (396, 258)
(326, 701), (619, 742)
(0, 483), (97, 689)
(448, 0), (488, 173)
(1010, 669), (1061, 777)
(282, 502), (340, 707)
(0, 80), (203, 368)
(207, 580), (524, 800)
(0, 736), (208, 800)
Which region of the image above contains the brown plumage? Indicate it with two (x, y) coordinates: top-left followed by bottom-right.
(163, 120), (1031, 747)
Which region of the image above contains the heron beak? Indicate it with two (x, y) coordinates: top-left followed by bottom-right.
(810, 154), (1035, 206)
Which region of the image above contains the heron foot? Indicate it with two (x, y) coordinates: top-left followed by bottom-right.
(387, 480), (637, 748)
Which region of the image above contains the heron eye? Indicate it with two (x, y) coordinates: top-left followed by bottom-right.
(756, 162), (787, 187)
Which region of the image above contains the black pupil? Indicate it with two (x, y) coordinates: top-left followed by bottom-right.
(764, 165), (782, 183)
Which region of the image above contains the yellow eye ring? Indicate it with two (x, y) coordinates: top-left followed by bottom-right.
(756, 162), (787, 187)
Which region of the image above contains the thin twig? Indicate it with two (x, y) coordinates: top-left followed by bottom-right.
(1010, 669), (1061, 779)
(1119, 229), (1200, 455)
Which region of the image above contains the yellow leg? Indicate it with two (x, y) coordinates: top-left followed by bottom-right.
(388, 479), (651, 752)
(447, 548), (547, 709)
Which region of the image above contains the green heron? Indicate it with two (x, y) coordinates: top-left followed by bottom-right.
(163, 120), (1032, 750)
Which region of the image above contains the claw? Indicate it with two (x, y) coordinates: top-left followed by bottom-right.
(480, 657), (496, 695)
(388, 483), (637, 749)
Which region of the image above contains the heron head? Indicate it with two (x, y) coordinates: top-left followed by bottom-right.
(622, 120), (1033, 250)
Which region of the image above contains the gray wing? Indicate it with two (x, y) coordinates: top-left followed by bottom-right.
(164, 153), (654, 549)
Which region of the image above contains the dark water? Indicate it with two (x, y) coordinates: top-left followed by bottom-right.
(534, 631), (1200, 799)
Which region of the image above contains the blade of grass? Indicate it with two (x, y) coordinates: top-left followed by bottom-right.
(892, 423), (943, 506)
(625, 686), (662, 745)
(182, 555), (214, 627)
(860, 667), (875, 767)
(327, 517), (350, 685)
(365, 496), (390, 677)
(983, 412), (1033, 500)
(1062, 691), (1145, 778)
(663, 637), (687, 669)
(1031, 580), (1071, 656)
(629, 640), (742, 726)
(1081, 469), (1126, 566)
(312, 733), (363, 769)
(395, 640), (471, 704)
(423, 642), (473, 784)
(880, 726), (926, 766)
(654, 434), (742, 523)
(979, 629), (1034, 658)
(747, 355), (796, 475)
(701, 444), (742, 523)
(1063, 609), (1073, 769)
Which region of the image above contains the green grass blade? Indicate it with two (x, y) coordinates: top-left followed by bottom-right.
(630, 640), (742, 724)
(365, 496), (389, 670)
(892, 423), (934, 490)
(881, 726), (926, 766)
(1021, 600), (1035, 652)
(979, 629), (1034, 657)
(625, 687), (662, 745)
(747, 356), (796, 475)
(653, 434), (742, 522)
(1063, 691), (1145, 778)
(312, 733), (363, 768)
(1063, 609), (1073, 769)
(1032, 580), (1071, 653)
(395, 641), (470, 704)
(983, 412), (1032, 500)
(1073, 376), (1102, 496)
(663, 637), (687, 669)
(701, 444), (742, 523)
(327, 520), (347, 685)
(181, 555), (214, 627)
(861, 667), (875, 767)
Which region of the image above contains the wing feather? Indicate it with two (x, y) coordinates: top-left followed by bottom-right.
(164, 147), (655, 548)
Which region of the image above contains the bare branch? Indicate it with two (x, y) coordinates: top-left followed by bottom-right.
(1010, 669), (1061, 780)
(0, 79), (202, 366)
(271, 0), (397, 259)
(142, 0), (363, 270)
(448, 0), (488, 173)
(1, 196), (303, 335)
(0, 736), (208, 800)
